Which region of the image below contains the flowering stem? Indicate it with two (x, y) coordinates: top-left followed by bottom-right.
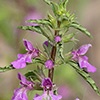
(49, 46), (56, 81)
(48, 21), (61, 82)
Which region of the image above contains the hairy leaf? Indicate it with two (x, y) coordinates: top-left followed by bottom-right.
(18, 25), (51, 40)
(68, 61), (100, 96)
(63, 0), (69, 8)
(50, 1), (59, 16)
(25, 66), (45, 82)
(43, 42), (52, 58)
(44, 0), (59, 16)
(0, 65), (14, 73)
(43, 0), (51, 5)
(58, 42), (64, 62)
(25, 71), (37, 81)
(70, 22), (93, 38)
(62, 33), (75, 43)
(18, 25), (42, 33)
(59, 27), (68, 36)
(26, 19), (52, 26)
(48, 13), (57, 28)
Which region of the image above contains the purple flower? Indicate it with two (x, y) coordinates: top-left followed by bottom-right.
(11, 39), (39, 69)
(45, 60), (54, 69)
(43, 41), (53, 47)
(55, 36), (61, 43)
(71, 44), (97, 72)
(12, 72), (34, 100)
(33, 78), (62, 100)
(43, 41), (49, 47)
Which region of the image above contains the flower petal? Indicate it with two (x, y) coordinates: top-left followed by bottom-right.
(82, 56), (88, 61)
(42, 78), (53, 87)
(33, 94), (45, 100)
(79, 57), (88, 69)
(18, 72), (28, 85)
(71, 51), (78, 61)
(25, 54), (32, 63)
(50, 91), (62, 100)
(22, 90), (28, 100)
(17, 54), (25, 58)
(50, 93), (62, 100)
(77, 44), (92, 55)
(31, 49), (39, 58)
(12, 87), (28, 100)
(23, 39), (34, 51)
(86, 62), (97, 73)
(11, 57), (26, 69)
(11, 52), (34, 69)
(43, 41), (49, 47)
(79, 56), (97, 72)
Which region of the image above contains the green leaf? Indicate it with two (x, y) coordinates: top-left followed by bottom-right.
(29, 58), (44, 65)
(25, 71), (38, 81)
(43, 0), (51, 5)
(62, 33), (75, 43)
(64, 54), (73, 62)
(50, 1), (59, 16)
(48, 13), (57, 28)
(68, 61), (100, 96)
(24, 69), (44, 90)
(25, 66), (45, 82)
(59, 27), (68, 36)
(54, 90), (58, 95)
(43, 98), (45, 100)
(18, 25), (51, 40)
(57, 42), (64, 62)
(44, 0), (59, 16)
(70, 22), (93, 38)
(60, 20), (70, 28)
(0, 65), (14, 73)
(63, 0), (69, 8)
(18, 25), (42, 33)
(26, 19), (52, 26)
(43, 41), (52, 58)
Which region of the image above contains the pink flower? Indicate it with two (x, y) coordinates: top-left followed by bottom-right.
(45, 60), (54, 69)
(12, 72), (34, 100)
(11, 39), (39, 69)
(33, 78), (62, 100)
(71, 44), (97, 72)
(55, 36), (61, 43)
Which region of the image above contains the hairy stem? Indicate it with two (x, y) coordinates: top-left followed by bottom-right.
(48, 21), (61, 82)
(49, 46), (56, 81)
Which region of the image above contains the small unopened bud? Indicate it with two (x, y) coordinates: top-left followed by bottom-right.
(55, 36), (61, 43)
(45, 60), (54, 69)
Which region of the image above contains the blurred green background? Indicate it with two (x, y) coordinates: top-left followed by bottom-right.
(0, 0), (100, 100)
